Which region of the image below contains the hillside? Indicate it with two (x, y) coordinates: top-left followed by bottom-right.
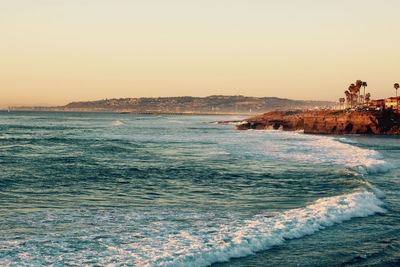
(34, 96), (334, 114)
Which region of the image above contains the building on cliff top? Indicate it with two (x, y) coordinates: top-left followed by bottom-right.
(385, 96), (400, 110)
(368, 99), (385, 110)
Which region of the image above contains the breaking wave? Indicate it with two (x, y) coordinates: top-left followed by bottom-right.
(257, 131), (394, 175)
(129, 191), (385, 267)
(167, 119), (186, 124)
(111, 120), (125, 127)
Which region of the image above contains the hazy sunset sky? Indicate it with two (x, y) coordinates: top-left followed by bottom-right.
(1, 0), (400, 106)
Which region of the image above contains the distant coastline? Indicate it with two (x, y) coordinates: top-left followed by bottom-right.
(3, 109), (253, 116)
(8, 95), (334, 115)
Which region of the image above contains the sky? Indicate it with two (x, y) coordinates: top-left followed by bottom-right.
(1, 0), (400, 107)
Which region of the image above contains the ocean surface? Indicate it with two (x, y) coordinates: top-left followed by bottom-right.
(0, 111), (399, 267)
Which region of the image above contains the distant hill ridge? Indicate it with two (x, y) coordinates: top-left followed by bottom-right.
(13, 95), (334, 114)
(62, 95), (333, 113)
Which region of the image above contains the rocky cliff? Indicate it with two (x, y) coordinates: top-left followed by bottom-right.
(237, 110), (400, 135)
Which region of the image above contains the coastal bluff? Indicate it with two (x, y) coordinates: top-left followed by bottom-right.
(236, 110), (400, 135)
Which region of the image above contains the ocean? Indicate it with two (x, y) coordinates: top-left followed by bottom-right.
(0, 111), (399, 266)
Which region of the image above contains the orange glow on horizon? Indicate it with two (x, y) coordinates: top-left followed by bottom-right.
(1, 0), (400, 107)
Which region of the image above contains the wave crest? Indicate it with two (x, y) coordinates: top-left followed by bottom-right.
(138, 191), (385, 266)
(257, 132), (394, 175)
(111, 120), (125, 127)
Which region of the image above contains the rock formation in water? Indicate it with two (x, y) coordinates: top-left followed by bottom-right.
(236, 110), (400, 135)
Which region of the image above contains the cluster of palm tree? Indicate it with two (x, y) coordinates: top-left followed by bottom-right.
(339, 81), (400, 110)
(342, 80), (369, 108)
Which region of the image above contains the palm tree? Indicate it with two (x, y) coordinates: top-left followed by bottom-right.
(356, 80), (363, 103)
(365, 93), (371, 103)
(362, 81), (367, 103)
(339, 97), (345, 110)
(348, 84), (355, 107)
(348, 83), (357, 107)
(344, 90), (351, 108)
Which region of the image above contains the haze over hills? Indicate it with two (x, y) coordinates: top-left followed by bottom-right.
(12, 96), (334, 114)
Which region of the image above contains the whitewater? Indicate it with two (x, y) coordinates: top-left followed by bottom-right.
(0, 112), (399, 266)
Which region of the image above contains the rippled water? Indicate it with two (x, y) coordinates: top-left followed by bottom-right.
(0, 111), (399, 266)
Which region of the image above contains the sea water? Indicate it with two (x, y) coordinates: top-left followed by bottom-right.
(0, 112), (399, 266)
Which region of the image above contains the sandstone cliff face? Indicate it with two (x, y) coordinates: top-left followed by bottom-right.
(237, 110), (400, 135)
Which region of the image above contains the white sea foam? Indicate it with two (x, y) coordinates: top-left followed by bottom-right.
(226, 121), (242, 125)
(167, 120), (186, 124)
(335, 168), (362, 177)
(337, 137), (358, 144)
(111, 120), (125, 127)
(125, 190), (385, 267)
(359, 180), (386, 198)
(256, 131), (393, 175)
